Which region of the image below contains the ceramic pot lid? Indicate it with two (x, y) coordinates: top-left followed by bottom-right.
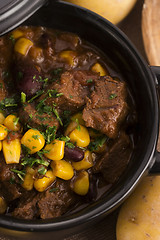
(0, 0), (47, 36)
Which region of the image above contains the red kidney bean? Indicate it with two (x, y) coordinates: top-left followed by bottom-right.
(64, 146), (84, 162)
(13, 60), (43, 97)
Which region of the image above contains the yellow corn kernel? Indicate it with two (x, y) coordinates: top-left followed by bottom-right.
(34, 170), (56, 192)
(11, 29), (23, 39)
(73, 171), (89, 196)
(22, 167), (35, 191)
(0, 141), (2, 151)
(71, 112), (85, 126)
(3, 138), (21, 164)
(14, 37), (33, 55)
(21, 129), (45, 154)
(51, 160), (74, 180)
(0, 197), (7, 214)
(91, 62), (108, 76)
(44, 139), (65, 161)
(29, 46), (43, 62)
(69, 125), (90, 148)
(59, 50), (77, 67)
(4, 114), (21, 131)
(0, 112), (5, 124)
(72, 150), (93, 170)
(65, 121), (78, 136)
(0, 124), (8, 140)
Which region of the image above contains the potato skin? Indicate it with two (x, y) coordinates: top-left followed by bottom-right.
(116, 176), (160, 240)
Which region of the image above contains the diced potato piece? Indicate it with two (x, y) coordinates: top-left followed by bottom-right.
(51, 160), (74, 180)
(14, 37), (33, 55)
(71, 112), (85, 126)
(0, 141), (2, 151)
(69, 125), (90, 147)
(0, 197), (7, 214)
(11, 29), (23, 39)
(34, 170), (56, 192)
(4, 114), (21, 131)
(44, 139), (65, 161)
(22, 167), (35, 191)
(91, 62), (107, 76)
(3, 138), (21, 164)
(0, 112), (5, 124)
(73, 171), (89, 196)
(59, 50), (77, 67)
(0, 124), (8, 140)
(72, 150), (93, 170)
(21, 129), (45, 154)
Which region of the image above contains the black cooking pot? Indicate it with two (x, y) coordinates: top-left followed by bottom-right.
(0, 0), (160, 239)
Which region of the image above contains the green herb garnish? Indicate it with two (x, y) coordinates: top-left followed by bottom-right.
(109, 93), (117, 100)
(21, 92), (26, 103)
(28, 90), (44, 103)
(42, 126), (57, 144)
(38, 166), (47, 175)
(52, 108), (63, 126)
(9, 34), (15, 43)
(75, 118), (81, 131)
(13, 117), (19, 126)
(11, 169), (25, 181)
(21, 156), (49, 167)
(88, 135), (107, 152)
(49, 188), (59, 193)
(87, 79), (93, 83)
(32, 134), (39, 140)
(0, 97), (18, 108)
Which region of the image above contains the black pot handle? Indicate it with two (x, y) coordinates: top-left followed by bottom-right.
(150, 66), (160, 85)
(149, 66), (160, 174)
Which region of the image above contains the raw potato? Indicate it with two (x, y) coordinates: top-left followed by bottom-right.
(64, 0), (137, 24)
(116, 176), (160, 240)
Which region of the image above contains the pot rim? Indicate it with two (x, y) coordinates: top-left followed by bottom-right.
(0, 0), (159, 232)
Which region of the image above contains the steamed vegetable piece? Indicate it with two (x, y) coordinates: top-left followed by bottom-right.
(116, 176), (160, 240)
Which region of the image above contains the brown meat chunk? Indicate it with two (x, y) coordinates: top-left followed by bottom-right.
(19, 103), (59, 130)
(83, 76), (128, 138)
(2, 182), (23, 202)
(0, 156), (14, 182)
(12, 191), (39, 219)
(93, 133), (132, 183)
(0, 155), (24, 201)
(13, 180), (76, 220)
(55, 32), (80, 52)
(42, 70), (99, 114)
(0, 76), (7, 101)
(38, 180), (76, 219)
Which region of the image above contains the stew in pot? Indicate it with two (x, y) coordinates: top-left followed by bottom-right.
(0, 26), (137, 219)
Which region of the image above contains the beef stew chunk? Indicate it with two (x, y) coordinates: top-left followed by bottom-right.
(0, 26), (137, 220)
(19, 103), (59, 131)
(83, 76), (128, 139)
(40, 70), (99, 114)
